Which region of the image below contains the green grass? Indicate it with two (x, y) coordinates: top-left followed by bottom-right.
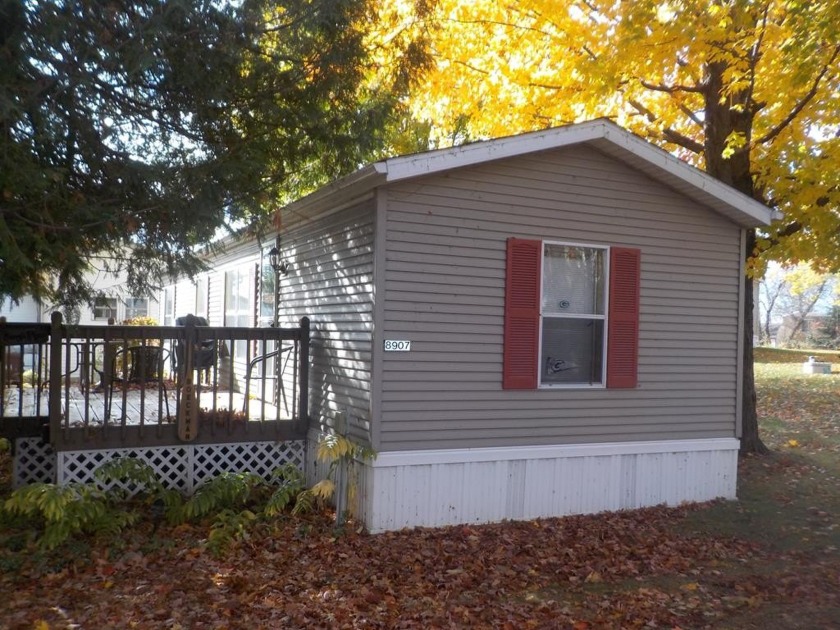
(754, 345), (840, 364)
(674, 347), (840, 628)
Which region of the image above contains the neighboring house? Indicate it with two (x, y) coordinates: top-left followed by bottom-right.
(0, 256), (158, 326)
(0, 296), (41, 323)
(775, 314), (827, 347)
(170, 120), (777, 533)
(1, 258), (160, 391)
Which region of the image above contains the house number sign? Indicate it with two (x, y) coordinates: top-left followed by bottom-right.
(384, 340), (411, 352)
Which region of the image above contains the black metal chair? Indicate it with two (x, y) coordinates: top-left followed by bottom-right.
(243, 343), (294, 416)
(105, 345), (171, 420)
(174, 315), (216, 384)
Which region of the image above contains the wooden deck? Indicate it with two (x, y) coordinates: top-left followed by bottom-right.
(2, 386), (284, 426)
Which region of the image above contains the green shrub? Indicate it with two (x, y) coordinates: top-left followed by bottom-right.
(265, 464), (308, 517)
(3, 482), (137, 549)
(123, 316), (159, 326)
(20, 370), (38, 386)
(2, 455), (325, 555)
(183, 471), (263, 520)
(207, 508), (258, 556)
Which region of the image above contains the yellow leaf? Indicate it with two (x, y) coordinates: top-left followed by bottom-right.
(401, 0), (840, 274)
(311, 479), (335, 500)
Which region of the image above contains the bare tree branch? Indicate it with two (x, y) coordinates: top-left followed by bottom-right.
(628, 99), (704, 154)
(677, 102), (704, 129)
(639, 79), (703, 94)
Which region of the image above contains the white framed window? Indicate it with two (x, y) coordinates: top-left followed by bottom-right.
(504, 238), (639, 391)
(225, 265), (255, 358)
(194, 277), (208, 320)
(539, 242), (608, 387)
(124, 297), (149, 320)
(163, 287), (175, 327)
(93, 297), (118, 321)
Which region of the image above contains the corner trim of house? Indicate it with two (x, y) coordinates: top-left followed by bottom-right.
(736, 227), (747, 438)
(370, 438), (740, 468)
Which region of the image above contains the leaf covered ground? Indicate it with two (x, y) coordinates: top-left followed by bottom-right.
(2, 354), (840, 629)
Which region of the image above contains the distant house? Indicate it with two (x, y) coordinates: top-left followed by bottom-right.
(0, 256), (158, 326)
(166, 120), (777, 532)
(775, 314), (828, 347)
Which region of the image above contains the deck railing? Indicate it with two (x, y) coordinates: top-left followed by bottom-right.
(0, 313), (310, 450)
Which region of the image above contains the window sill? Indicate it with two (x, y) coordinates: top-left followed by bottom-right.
(538, 383), (605, 389)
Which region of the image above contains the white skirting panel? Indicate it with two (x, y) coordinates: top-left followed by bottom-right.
(357, 438), (739, 533)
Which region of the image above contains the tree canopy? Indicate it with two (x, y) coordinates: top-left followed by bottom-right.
(0, 0), (419, 307)
(403, 0), (839, 270)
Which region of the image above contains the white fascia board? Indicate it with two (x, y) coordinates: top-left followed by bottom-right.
(274, 119), (776, 230)
(273, 164), (386, 227)
(596, 124), (776, 228)
(379, 120), (607, 183)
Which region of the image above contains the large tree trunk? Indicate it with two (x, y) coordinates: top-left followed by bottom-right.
(702, 64), (768, 455)
(740, 245), (769, 454)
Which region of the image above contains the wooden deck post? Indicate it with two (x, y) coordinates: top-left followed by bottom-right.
(298, 317), (310, 433)
(48, 311), (63, 445)
(0, 316), (6, 395)
(177, 317), (199, 442)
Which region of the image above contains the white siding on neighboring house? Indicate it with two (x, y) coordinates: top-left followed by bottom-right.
(0, 297), (42, 323)
(376, 145), (743, 451)
(1, 267), (158, 326)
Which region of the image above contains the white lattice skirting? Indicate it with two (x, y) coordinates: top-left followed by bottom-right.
(13, 438), (306, 493)
(356, 438), (739, 533)
(13, 437), (56, 487)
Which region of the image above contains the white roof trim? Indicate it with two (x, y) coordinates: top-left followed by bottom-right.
(278, 120), (776, 228)
(378, 121), (607, 182)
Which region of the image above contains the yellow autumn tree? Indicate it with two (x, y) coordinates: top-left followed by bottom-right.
(394, 0), (840, 453)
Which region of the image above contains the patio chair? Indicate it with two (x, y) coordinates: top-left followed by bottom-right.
(105, 344), (171, 420)
(174, 315), (216, 384)
(243, 343), (294, 416)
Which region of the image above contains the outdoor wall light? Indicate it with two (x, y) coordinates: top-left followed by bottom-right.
(268, 245), (290, 277)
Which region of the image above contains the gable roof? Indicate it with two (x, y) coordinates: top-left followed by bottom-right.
(278, 119), (779, 229)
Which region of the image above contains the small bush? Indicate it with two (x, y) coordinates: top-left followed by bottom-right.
(123, 316), (159, 327)
(3, 482), (137, 550)
(20, 370), (38, 386)
(1, 455), (331, 556)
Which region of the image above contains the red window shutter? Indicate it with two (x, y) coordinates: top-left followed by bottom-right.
(607, 247), (641, 388)
(503, 238), (541, 389)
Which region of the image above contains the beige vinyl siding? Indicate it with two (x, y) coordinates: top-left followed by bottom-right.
(281, 201), (376, 444)
(378, 145), (742, 450)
